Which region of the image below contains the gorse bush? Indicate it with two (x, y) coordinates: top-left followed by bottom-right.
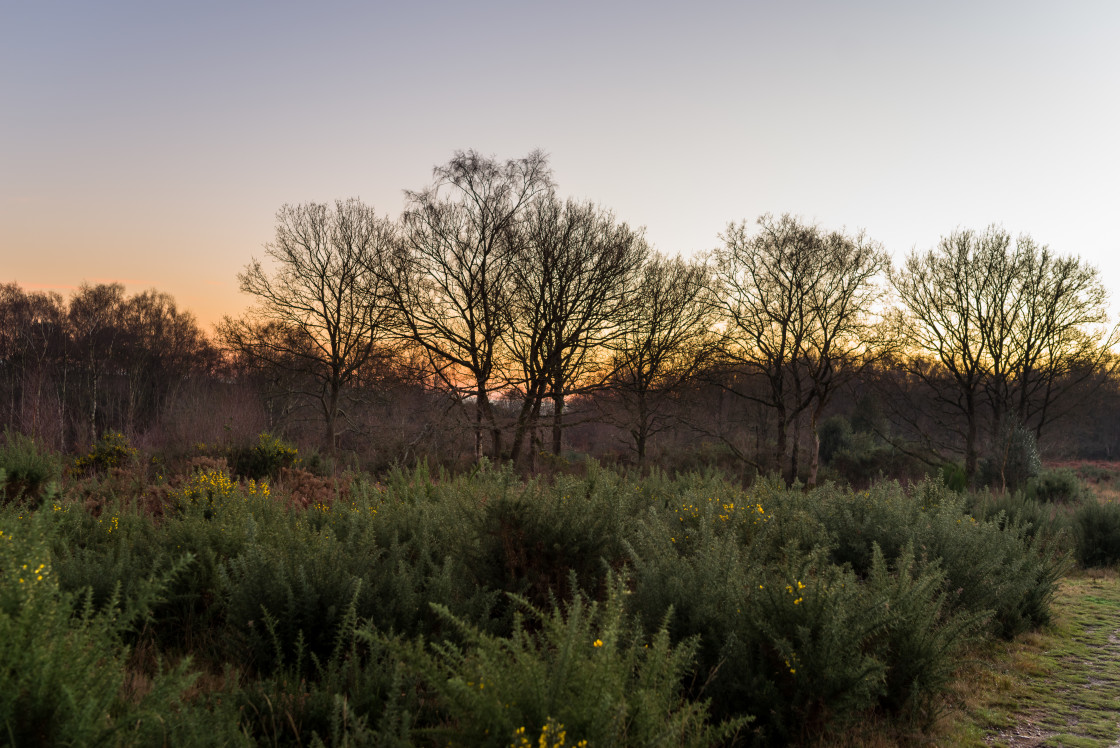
(0, 430), (61, 506)
(1028, 467), (1085, 504)
(1073, 500), (1120, 567)
(981, 421), (1042, 493)
(401, 575), (746, 747)
(0, 509), (226, 746)
(73, 430), (138, 474)
(228, 431), (300, 480)
(0, 457), (1072, 745)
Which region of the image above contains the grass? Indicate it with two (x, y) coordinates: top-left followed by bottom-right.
(942, 568), (1120, 747)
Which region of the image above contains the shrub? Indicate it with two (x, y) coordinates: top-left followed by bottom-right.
(813, 479), (1067, 638)
(228, 431), (300, 480)
(74, 430), (139, 475)
(0, 431), (62, 506)
(0, 509), (209, 745)
(275, 466), (340, 509)
(969, 490), (1072, 549)
(829, 435), (932, 487)
(400, 576), (744, 747)
(624, 498), (980, 742)
(1073, 500), (1120, 567)
(818, 415), (853, 464)
(235, 603), (416, 745)
(1028, 468), (1085, 504)
(463, 469), (634, 613)
(941, 462), (968, 492)
(980, 422), (1042, 492)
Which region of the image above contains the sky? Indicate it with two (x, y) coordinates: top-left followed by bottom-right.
(3, 1), (1119, 329)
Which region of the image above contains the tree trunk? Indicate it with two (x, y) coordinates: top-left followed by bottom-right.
(473, 396), (484, 462)
(774, 401), (788, 483)
(325, 380), (341, 454)
(510, 380), (544, 464)
(635, 396), (649, 468)
(89, 369), (99, 442)
(552, 392), (564, 456)
(807, 403), (824, 489)
(964, 392), (978, 486)
(789, 412), (801, 485)
(528, 397), (543, 471)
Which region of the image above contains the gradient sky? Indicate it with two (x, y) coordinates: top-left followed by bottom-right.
(3, 1), (1119, 329)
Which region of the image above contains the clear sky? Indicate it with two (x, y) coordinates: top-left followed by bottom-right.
(3, 1), (1119, 329)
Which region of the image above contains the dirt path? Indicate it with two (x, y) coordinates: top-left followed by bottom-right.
(978, 571), (1120, 747)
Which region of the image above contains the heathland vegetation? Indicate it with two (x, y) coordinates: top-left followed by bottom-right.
(4, 150), (1120, 744)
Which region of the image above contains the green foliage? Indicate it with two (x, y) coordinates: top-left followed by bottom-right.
(463, 465), (637, 614)
(0, 458), (1074, 745)
(228, 431), (300, 480)
(969, 489), (1072, 548)
(0, 509), (224, 746)
(402, 576), (743, 747)
(624, 500), (979, 741)
(818, 415), (852, 464)
(235, 600), (417, 746)
(1028, 467), (1085, 504)
(827, 433), (932, 487)
(74, 430), (139, 474)
(0, 430), (62, 505)
(941, 462), (968, 492)
(1073, 500), (1120, 567)
(981, 422), (1042, 493)
(813, 479), (1068, 638)
(864, 544), (986, 722)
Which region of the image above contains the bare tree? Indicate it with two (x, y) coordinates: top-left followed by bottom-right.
(712, 214), (825, 482)
(219, 199), (398, 451)
(605, 253), (716, 466)
(389, 150), (552, 461)
(890, 229), (997, 483)
(118, 289), (215, 431)
(712, 214), (888, 484)
(891, 226), (1116, 485)
(1001, 240), (1117, 439)
(504, 195), (648, 462)
(68, 283), (127, 442)
(802, 229), (890, 487)
(0, 284), (68, 444)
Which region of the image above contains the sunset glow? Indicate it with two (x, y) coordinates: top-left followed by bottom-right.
(3, 2), (1119, 327)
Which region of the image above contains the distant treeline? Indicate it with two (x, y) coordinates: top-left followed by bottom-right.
(3, 151), (1117, 486)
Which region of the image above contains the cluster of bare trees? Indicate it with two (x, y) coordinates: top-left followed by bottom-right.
(711, 215), (890, 485)
(2, 150), (1114, 483)
(221, 151), (687, 464)
(212, 150), (1116, 482)
(890, 227), (1117, 486)
(0, 282), (216, 449)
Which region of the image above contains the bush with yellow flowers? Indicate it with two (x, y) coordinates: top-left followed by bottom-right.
(73, 430), (138, 475)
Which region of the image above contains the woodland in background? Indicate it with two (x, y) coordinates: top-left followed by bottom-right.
(3, 151), (1117, 488)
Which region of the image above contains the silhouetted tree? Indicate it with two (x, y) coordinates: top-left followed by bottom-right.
(69, 283), (127, 442)
(0, 284), (68, 443)
(504, 195), (648, 462)
(389, 150), (552, 461)
(891, 226), (1116, 485)
(220, 199), (398, 451)
(714, 215), (882, 482)
(605, 254), (715, 466)
(801, 229), (890, 486)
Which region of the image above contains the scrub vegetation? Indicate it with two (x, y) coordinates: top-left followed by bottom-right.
(5, 431), (1117, 746)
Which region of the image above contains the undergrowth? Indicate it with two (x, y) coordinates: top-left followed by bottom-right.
(0, 448), (1079, 745)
